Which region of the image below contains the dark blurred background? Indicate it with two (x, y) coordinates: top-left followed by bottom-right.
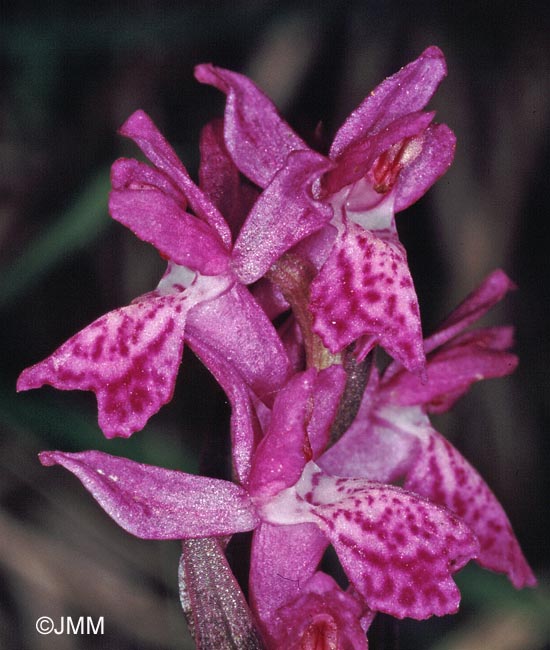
(1, 1), (549, 648)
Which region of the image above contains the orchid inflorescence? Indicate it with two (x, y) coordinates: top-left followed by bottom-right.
(18, 46), (535, 649)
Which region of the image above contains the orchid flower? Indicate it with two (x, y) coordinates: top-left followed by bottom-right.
(319, 270), (536, 588)
(38, 368), (479, 641)
(195, 46), (455, 373)
(273, 572), (374, 650)
(17, 111), (291, 445)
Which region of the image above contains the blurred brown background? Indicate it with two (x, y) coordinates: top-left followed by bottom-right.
(1, 1), (549, 648)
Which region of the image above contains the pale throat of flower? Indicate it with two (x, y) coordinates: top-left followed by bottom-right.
(155, 262), (197, 295)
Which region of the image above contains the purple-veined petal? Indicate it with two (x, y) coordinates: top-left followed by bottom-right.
(232, 150), (333, 284)
(276, 572), (371, 650)
(394, 123), (456, 212)
(39, 450), (259, 538)
(286, 463), (478, 620)
(185, 282), (291, 404)
(403, 420), (536, 588)
(199, 119), (258, 239)
(309, 222), (425, 372)
(424, 269), (517, 354)
(18, 276), (229, 438)
(330, 46), (448, 159)
(109, 170), (230, 276)
(249, 522), (328, 643)
(195, 63), (309, 188)
(119, 110), (232, 247)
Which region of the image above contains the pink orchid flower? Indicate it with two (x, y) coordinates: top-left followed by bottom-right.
(320, 270), (536, 589)
(17, 111), (291, 443)
(195, 46), (455, 373)
(38, 368), (479, 639)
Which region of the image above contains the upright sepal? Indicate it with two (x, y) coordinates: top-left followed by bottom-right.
(330, 46), (448, 159)
(195, 64), (309, 188)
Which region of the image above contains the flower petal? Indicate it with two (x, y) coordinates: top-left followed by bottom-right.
(186, 332), (262, 485)
(18, 276), (228, 438)
(249, 522), (328, 643)
(39, 450), (259, 538)
(186, 282), (291, 404)
(249, 370), (319, 498)
(324, 110), (434, 196)
(18, 294), (189, 438)
(119, 110), (232, 247)
(309, 222), (425, 372)
(232, 150), (333, 284)
(382, 326), (518, 413)
(424, 269), (516, 354)
(403, 423), (536, 588)
(394, 123), (456, 212)
(276, 572), (370, 650)
(110, 160), (229, 276)
(199, 119), (258, 239)
(295, 463), (478, 620)
(194, 64), (309, 188)
(330, 46), (447, 159)
(319, 381), (420, 482)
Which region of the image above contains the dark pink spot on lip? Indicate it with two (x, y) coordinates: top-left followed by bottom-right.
(398, 586), (416, 607)
(91, 335), (106, 361)
(365, 290), (381, 302)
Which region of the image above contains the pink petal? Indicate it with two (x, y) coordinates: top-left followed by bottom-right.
(110, 160), (229, 276)
(249, 522), (328, 641)
(309, 222), (425, 372)
(404, 425), (536, 588)
(186, 332), (262, 486)
(319, 379), (420, 482)
(18, 294), (190, 438)
(232, 150), (333, 284)
(324, 110), (435, 196)
(382, 327), (518, 413)
(276, 572), (370, 650)
(194, 63), (309, 188)
(249, 370), (319, 498)
(296, 464), (478, 620)
(119, 110), (232, 247)
(39, 450), (259, 538)
(424, 269), (516, 354)
(330, 46), (447, 159)
(185, 283), (291, 405)
(393, 123), (456, 212)
(199, 119), (258, 239)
